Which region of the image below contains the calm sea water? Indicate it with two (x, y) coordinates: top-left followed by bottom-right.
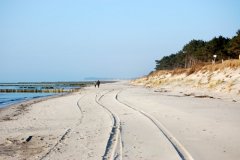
(0, 85), (75, 109)
(0, 92), (61, 109)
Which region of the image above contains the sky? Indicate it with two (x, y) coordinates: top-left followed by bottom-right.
(0, 0), (240, 82)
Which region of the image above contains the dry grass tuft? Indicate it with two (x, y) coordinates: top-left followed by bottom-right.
(207, 73), (213, 83)
(147, 70), (170, 78)
(144, 81), (151, 86)
(148, 70), (160, 77)
(172, 84), (181, 88)
(147, 77), (182, 87)
(228, 80), (234, 88)
(205, 59), (240, 71)
(227, 80), (235, 92)
(195, 79), (202, 85)
(134, 79), (143, 85)
(209, 80), (223, 88)
(221, 59), (240, 68)
(183, 79), (193, 83)
(187, 62), (211, 76)
(172, 68), (189, 76)
(151, 79), (161, 86)
(209, 81), (216, 88)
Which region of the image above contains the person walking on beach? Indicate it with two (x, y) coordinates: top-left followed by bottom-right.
(93, 81), (97, 88)
(97, 80), (100, 88)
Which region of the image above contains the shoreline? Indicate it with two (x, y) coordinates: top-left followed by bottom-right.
(0, 93), (66, 111)
(0, 89), (78, 123)
(1, 81), (240, 159)
(0, 92), (68, 112)
(0, 89), (83, 159)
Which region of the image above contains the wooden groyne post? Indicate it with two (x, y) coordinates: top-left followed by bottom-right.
(0, 88), (81, 93)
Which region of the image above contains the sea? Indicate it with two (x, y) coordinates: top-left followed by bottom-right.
(0, 85), (75, 109)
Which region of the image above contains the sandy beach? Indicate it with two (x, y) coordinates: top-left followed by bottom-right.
(0, 81), (240, 160)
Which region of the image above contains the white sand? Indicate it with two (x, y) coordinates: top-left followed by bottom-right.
(0, 81), (240, 160)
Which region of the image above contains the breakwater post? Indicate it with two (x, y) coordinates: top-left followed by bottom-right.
(0, 88), (81, 93)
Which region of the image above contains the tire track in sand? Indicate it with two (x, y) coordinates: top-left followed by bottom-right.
(40, 93), (87, 160)
(116, 89), (194, 160)
(95, 90), (122, 160)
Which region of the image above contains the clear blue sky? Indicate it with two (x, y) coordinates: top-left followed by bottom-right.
(1, 0), (240, 82)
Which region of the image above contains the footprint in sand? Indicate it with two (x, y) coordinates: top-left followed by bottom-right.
(132, 137), (138, 141)
(88, 151), (94, 157)
(135, 156), (142, 159)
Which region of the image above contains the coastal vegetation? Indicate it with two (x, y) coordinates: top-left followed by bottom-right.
(136, 29), (240, 94)
(132, 59), (240, 94)
(155, 29), (240, 70)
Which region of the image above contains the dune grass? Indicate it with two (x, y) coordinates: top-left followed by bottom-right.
(209, 80), (223, 88)
(186, 62), (211, 76)
(207, 59), (240, 71)
(228, 80), (235, 91)
(134, 79), (143, 85)
(133, 59), (240, 92)
(147, 59), (240, 78)
(171, 68), (189, 76)
(195, 79), (202, 85)
(183, 79), (193, 83)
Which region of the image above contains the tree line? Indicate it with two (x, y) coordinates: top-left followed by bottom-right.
(155, 30), (240, 70)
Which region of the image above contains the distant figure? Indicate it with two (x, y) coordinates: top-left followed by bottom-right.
(97, 80), (100, 88)
(93, 81), (97, 88)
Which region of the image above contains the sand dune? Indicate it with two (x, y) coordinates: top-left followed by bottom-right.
(133, 60), (240, 103)
(0, 81), (240, 160)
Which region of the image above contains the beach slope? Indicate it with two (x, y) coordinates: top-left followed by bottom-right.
(0, 81), (240, 160)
